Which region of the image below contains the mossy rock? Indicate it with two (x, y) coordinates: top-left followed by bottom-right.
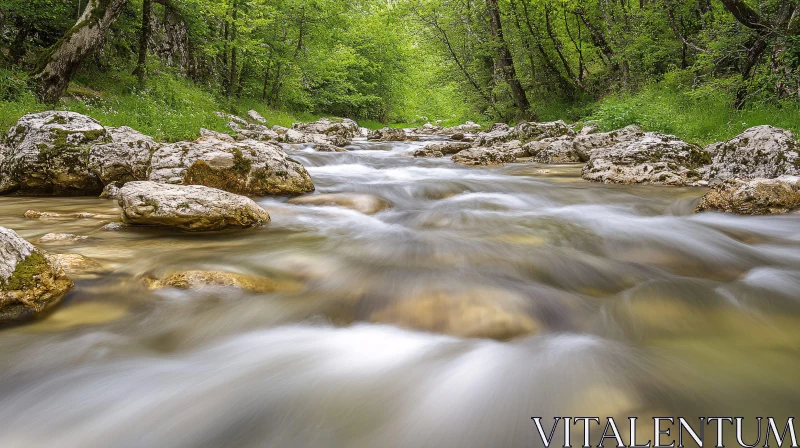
(0, 226), (73, 320)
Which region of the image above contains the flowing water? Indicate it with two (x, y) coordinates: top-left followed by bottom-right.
(0, 137), (799, 447)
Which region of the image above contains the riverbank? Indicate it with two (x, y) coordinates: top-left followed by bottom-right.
(3, 68), (800, 145)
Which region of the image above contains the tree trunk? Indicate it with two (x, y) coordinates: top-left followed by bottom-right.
(33, 0), (129, 105)
(228, 0), (238, 96)
(486, 0), (531, 116)
(133, 0), (153, 86)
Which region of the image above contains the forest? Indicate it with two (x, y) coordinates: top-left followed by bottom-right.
(1, 0), (800, 142)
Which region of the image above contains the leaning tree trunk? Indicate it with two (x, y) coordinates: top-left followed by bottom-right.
(33, 0), (129, 104)
(486, 0), (531, 117)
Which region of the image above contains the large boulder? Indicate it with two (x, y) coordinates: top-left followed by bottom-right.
(513, 120), (575, 142)
(572, 125), (642, 160)
(87, 126), (158, 185)
(0, 226), (73, 320)
(582, 132), (711, 185)
(452, 147), (515, 166)
(149, 135), (314, 196)
(292, 118), (359, 146)
(247, 110), (267, 124)
(118, 181), (271, 231)
(1, 111), (110, 195)
(367, 127), (408, 142)
(695, 176), (800, 215)
(473, 120), (574, 147)
(523, 136), (582, 163)
(705, 126), (800, 180)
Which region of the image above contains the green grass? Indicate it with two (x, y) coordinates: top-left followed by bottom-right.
(585, 75), (800, 144)
(3, 65), (799, 145)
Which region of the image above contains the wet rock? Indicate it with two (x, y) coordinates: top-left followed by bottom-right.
(100, 181), (122, 200)
(572, 125), (643, 160)
(144, 270), (302, 293)
(523, 136), (582, 163)
(1, 111), (109, 195)
(101, 222), (129, 231)
(313, 142), (346, 152)
(118, 181), (270, 231)
(705, 126), (800, 180)
(452, 147), (516, 166)
(367, 127), (408, 142)
(87, 126), (158, 185)
(0, 226), (73, 320)
(695, 176), (800, 215)
(369, 288), (539, 340)
(37, 233), (88, 244)
(413, 147), (444, 158)
(582, 132), (711, 186)
(288, 193), (393, 214)
(450, 133), (465, 141)
(413, 142), (472, 158)
(45, 253), (105, 277)
(247, 110), (267, 123)
(149, 135), (314, 196)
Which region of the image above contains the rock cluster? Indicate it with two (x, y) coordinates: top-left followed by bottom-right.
(0, 111), (318, 198)
(367, 127), (408, 142)
(150, 135), (314, 196)
(695, 176), (800, 215)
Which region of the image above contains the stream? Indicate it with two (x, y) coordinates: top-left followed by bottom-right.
(0, 137), (799, 447)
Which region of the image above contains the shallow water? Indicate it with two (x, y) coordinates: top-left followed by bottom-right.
(0, 138), (799, 447)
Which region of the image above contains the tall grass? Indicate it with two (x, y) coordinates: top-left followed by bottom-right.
(587, 75), (800, 144)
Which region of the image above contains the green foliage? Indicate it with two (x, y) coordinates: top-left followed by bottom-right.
(588, 73), (800, 144)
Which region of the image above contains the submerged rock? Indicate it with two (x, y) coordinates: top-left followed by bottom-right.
(144, 270), (302, 293)
(452, 147), (515, 166)
(23, 210), (109, 219)
(582, 132), (710, 185)
(118, 181), (270, 231)
(1, 111), (109, 195)
(0, 226), (73, 320)
(313, 142), (347, 152)
(288, 193), (392, 214)
(149, 135), (314, 196)
(37, 233), (88, 244)
(695, 176), (800, 215)
(45, 253), (106, 277)
(705, 126), (800, 180)
(369, 288), (539, 340)
(368, 127), (408, 142)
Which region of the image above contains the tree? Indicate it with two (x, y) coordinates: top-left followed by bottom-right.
(33, 0), (130, 104)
